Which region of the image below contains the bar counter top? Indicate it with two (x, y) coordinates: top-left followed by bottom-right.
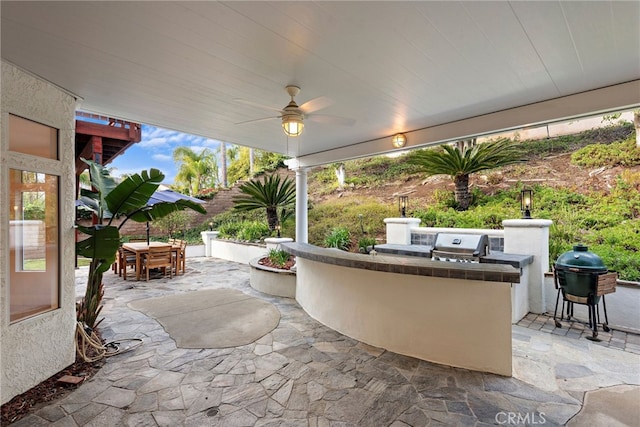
(281, 242), (522, 284)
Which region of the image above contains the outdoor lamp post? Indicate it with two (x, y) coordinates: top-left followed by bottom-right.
(399, 195), (409, 218)
(521, 189), (533, 219)
(208, 222), (213, 231)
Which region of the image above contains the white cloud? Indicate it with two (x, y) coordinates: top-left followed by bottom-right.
(139, 125), (218, 154)
(109, 166), (142, 178)
(152, 153), (172, 162)
(202, 139), (221, 149)
(139, 137), (170, 149)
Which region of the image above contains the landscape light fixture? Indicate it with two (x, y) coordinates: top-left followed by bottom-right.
(520, 189), (533, 219)
(399, 195), (409, 217)
(392, 133), (407, 148)
(209, 222), (213, 231)
(275, 223), (282, 238)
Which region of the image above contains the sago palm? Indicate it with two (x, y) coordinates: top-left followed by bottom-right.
(233, 174), (296, 230)
(408, 138), (524, 210)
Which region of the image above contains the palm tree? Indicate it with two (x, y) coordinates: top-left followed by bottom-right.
(408, 138), (524, 210)
(233, 174), (295, 230)
(173, 147), (218, 195)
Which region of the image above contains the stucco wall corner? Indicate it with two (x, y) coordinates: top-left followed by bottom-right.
(1, 60), (78, 404)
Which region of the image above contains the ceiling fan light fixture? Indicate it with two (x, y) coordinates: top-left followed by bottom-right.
(392, 133), (407, 148)
(282, 114), (304, 137)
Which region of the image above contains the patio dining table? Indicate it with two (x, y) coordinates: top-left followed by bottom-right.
(121, 241), (181, 281)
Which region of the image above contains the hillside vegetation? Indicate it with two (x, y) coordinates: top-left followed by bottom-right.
(205, 123), (639, 281)
(302, 123), (639, 281)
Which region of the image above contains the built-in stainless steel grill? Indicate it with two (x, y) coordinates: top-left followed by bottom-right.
(431, 233), (489, 263)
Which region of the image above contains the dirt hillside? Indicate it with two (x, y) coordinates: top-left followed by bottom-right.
(309, 153), (639, 207)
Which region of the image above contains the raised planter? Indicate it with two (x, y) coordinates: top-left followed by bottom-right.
(249, 257), (296, 298)
(201, 231), (267, 264)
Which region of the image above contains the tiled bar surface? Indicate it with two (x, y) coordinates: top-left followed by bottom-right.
(282, 242), (522, 283)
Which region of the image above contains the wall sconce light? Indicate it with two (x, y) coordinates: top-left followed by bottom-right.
(208, 222), (213, 231)
(520, 189), (533, 219)
(282, 114), (304, 137)
(399, 195), (409, 217)
(275, 223), (282, 238)
(392, 133), (407, 148)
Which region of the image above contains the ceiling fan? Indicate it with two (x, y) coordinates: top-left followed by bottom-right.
(235, 85), (355, 137)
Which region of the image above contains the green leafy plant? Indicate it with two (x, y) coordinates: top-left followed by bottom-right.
(325, 227), (351, 251)
(358, 236), (376, 253)
(268, 248), (291, 268)
(218, 221), (244, 239)
(233, 174), (295, 230)
(237, 221), (271, 241)
(571, 137), (640, 168)
(154, 210), (189, 238)
(76, 159), (206, 329)
(407, 138), (525, 210)
(173, 146), (218, 195)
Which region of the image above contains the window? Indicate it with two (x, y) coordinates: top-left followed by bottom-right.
(8, 116), (60, 322)
(8, 115), (58, 159)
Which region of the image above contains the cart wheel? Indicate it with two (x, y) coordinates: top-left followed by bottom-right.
(602, 324), (610, 332)
(586, 332), (601, 342)
(554, 320), (562, 328)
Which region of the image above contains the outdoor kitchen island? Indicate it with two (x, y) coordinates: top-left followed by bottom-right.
(281, 242), (524, 376)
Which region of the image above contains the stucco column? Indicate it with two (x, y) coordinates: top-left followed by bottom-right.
(295, 168), (309, 244)
(384, 217), (422, 245)
(265, 237), (294, 251)
(201, 231), (219, 257)
(503, 219), (553, 314)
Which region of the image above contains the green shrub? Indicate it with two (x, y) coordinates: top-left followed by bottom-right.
(218, 221), (243, 239)
(208, 209), (264, 230)
(432, 189), (456, 208)
(571, 137), (640, 168)
(582, 221), (640, 281)
(358, 236), (377, 253)
(307, 198), (396, 247)
(268, 249), (291, 267)
(325, 227), (351, 250)
(237, 221), (271, 241)
(520, 123), (634, 158)
(154, 210), (189, 238)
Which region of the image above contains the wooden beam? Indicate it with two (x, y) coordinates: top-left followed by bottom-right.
(76, 120), (141, 142)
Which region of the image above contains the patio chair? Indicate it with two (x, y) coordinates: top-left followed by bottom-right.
(119, 247), (138, 280)
(175, 239), (187, 275)
(142, 245), (173, 281)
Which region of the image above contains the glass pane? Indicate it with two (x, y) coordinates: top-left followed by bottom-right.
(9, 169), (60, 322)
(9, 114), (58, 160)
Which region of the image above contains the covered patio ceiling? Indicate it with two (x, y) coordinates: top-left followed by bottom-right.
(2, 1), (639, 167)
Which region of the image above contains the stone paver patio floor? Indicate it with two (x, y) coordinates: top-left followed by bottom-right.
(13, 257), (640, 426)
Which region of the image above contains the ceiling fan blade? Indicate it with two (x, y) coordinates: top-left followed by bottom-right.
(234, 98), (283, 113)
(299, 96), (332, 114)
(307, 114), (356, 127)
(235, 116), (280, 125)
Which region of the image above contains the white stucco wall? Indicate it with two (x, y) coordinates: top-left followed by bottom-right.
(296, 258), (513, 376)
(1, 61), (77, 404)
(206, 238), (267, 264)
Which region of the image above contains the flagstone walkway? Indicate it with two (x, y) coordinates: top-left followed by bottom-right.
(12, 257), (640, 426)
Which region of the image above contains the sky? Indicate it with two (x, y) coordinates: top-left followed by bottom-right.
(108, 124), (221, 185)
